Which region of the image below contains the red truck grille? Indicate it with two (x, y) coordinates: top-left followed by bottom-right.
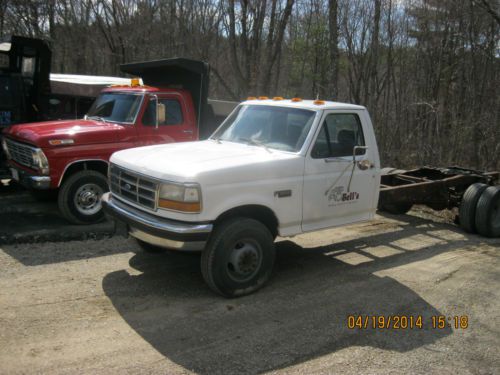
(109, 164), (158, 210)
(4, 138), (35, 168)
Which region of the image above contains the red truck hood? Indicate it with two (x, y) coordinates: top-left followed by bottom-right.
(3, 119), (126, 148)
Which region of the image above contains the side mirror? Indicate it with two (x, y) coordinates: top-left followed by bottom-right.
(157, 103), (166, 126)
(354, 146), (368, 156)
(150, 94), (166, 129)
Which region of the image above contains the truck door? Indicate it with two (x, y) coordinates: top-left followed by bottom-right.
(136, 93), (197, 146)
(302, 110), (380, 232)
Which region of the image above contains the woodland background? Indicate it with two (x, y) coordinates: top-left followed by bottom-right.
(1, 0), (499, 169)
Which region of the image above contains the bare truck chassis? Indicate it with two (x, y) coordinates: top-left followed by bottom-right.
(378, 166), (500, 236)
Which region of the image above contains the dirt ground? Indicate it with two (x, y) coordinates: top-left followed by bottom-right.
(0, 211), (499, 374)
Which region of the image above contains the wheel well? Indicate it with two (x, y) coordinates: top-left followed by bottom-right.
(215, 205), (279, 238)
(59, 160), (108, 186)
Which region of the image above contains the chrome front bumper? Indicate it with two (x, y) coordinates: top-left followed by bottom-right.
(9, 165), (51, 189)
(101, 192), (212, 251)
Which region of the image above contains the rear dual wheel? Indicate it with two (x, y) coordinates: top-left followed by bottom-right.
(475, 186), (500, 238)
(459, 184), (500, 237)
(459, 183), (488, 233)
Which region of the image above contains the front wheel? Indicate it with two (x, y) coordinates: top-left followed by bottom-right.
(201, 217), (275, 298)
(58, 170), (108, 224)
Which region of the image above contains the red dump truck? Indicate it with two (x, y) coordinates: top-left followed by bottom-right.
(2, 58), (237, 224)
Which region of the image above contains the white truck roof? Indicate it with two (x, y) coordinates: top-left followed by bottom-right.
(242, 98), (366, 111)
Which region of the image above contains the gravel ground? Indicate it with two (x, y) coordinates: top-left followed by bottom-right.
(0, 212), (499, 374)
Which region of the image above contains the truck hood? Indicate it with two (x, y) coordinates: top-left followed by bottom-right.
(111, 140), (303, 185)
(3, 119), (125, 148)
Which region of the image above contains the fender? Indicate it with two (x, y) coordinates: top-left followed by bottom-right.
(58, 158), (109, 187)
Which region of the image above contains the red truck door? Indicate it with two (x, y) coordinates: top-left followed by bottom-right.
(136, 93), (197, 146)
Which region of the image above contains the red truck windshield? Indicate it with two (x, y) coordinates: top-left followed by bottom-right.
(86, 93), (143, 124)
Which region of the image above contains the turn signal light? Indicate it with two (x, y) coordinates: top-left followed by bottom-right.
(49, 139), (74, 146)
(158, 199), (201, 213)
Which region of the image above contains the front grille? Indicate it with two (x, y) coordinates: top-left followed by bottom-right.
(109, 164), (158, 210)
(5, 138), (35, 168)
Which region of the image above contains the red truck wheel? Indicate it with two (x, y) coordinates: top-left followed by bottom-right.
(58, 170), (108, 224)
(201, 217), (275, 298)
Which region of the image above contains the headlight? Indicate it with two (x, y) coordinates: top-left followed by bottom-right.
(158, 183), (201, 213)
(1, 137), (10, 159)
(31, 148), (49, 175)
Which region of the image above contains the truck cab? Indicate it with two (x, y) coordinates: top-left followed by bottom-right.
(2, 58), (236, 224)
(102, 98), (381, 297)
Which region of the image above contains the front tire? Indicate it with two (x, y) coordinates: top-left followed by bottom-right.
(58, 170), (108, 224)
(201, 217), (275, 298)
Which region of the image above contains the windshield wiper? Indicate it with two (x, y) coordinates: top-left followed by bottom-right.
(211, 137), (222, 144)
(87, 115), (108, 123)
(240, 138), (271, 153)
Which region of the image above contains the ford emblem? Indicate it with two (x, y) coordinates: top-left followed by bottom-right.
(124, 183), (132, 190)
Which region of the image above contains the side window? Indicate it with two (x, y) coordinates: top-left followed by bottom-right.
(311, 113), (365, 158)
(142, 98), (183, 126)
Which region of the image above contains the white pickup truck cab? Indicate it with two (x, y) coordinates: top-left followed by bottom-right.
(102, 98), (381, 297)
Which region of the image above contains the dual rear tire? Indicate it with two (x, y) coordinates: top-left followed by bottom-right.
(459, 184), (500, 237)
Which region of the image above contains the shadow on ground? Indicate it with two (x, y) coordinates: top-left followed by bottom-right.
(0, 235), (133, 266)
(100, 214), (488, 374)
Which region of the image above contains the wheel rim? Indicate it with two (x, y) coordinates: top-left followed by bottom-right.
(227, 239), (263, 282)
(74, 183), (104, 215)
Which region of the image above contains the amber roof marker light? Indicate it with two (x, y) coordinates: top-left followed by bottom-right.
(291, 97), (302, 102)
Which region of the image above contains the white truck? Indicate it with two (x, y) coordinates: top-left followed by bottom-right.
(102, 98), (500, 297)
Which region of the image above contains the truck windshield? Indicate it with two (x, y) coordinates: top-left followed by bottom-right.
(86, 93), (142, 124)
(211, 105), (317, 152)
